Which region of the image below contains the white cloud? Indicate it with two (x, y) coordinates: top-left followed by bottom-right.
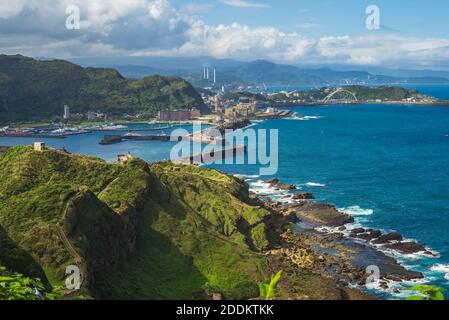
(1, 0), (449, 69)
(181, 3), (213, 14)
(220, 0), (270, 9)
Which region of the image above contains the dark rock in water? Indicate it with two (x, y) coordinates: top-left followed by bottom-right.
(355, 230), (382, 241)
(385, 242), (427, 255)
(379, 282), (389, 290)
(350, 228), (366, 235)
(266, 178), (279, 185)
(293, 192), (315, 200)
(266, 178), (296, 191)
(372, 232), (403, 244)
(277, 183), (297, 191)
(293, 202), (354, 227)
(338, 226), (346, 231)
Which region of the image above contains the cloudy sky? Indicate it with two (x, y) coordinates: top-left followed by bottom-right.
(1, 0), (449, 69)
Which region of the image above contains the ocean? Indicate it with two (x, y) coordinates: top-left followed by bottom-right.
(2, 84), (449, 298)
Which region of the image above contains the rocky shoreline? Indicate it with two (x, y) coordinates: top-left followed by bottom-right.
(251, 177), (433, 297)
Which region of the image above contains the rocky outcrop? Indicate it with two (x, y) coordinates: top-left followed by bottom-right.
(265, 178), (297, 191)
(372, 232), (403, 244)
(384, 242), (433, 256)
(291, 202), (354, 227)
(350, 229), (382, 241)
(293, 192), (315, 200)
(347, 228), (433, 256)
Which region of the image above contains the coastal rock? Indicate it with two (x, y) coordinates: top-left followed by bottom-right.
(354, 230), (382, 241)
(372, 232), (403, 244)
(293, 192), (315, 200)
(293, 202), (354, 227)
(277, 184), (297, 191)
(384, 242), (428, 255)
(265, 178), (297, 191)
(350, 228), (366, 235)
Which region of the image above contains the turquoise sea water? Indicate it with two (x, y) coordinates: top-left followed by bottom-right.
(2, 85), (449, 298)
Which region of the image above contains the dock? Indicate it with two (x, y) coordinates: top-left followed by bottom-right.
(178, 145), (247, 165)
(99, 134), (171, 145)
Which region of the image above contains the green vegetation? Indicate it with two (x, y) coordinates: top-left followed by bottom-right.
(270, 85), (419, 103)
(343, 86), (417, 101)
(0, 54), (209, 123)
(406, 285), (446, 300)
(0, 266), (62, 300)
(0, 146), (373, 300)
(0, 147), (273, 299)
(259, 271), (282, 300)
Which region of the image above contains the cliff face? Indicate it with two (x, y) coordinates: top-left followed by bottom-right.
(0, 147), (369, 300)
(0, 147), (274, 299)
(0, 54), (209, 122)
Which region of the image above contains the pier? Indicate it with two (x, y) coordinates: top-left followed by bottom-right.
(100, 134), (171, 145)
(178, 145), (247, 165)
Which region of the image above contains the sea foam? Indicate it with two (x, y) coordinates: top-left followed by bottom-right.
(339, 205), (374, 216)
(306, 182), (326, 187)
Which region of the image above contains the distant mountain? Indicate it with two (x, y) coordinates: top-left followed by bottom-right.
(305, 64), (449, 80)
(73, 56), (449, 87)
(0, 55), (208, 122)
(223, 60), (449, 86)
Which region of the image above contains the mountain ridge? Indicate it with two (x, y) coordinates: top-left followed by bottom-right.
(68, 56), (449, 86)
(0, 54), (208, 122)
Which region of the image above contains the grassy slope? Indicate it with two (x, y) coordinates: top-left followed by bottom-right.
(95, 163), (272, 299)
(0, 54), (208, 122)
(0, 147), (368, 300)
(0, 148), (272, 299)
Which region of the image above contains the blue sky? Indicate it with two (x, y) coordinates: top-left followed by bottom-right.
(172, 0), (449, 38)
(1, 0), (449, 69)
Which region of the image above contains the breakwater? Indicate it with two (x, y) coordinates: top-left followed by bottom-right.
(99, 134), (172, 145)
(179, 145), (247, 165)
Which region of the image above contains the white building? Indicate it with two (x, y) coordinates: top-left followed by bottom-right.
(63, 105), (70, 120)
(32, 142), (45, 152)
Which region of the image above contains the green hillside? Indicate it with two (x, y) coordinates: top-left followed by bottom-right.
(0, 55), (208, 122)
(0, 147), (272, 299)
(0, 147), (369, 300)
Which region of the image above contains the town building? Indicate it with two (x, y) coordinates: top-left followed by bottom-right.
(158, 109), (192, 121)
(224, 102), (258, 119)
(117, 152), (133, 164)
(190, 108), (201, 119)
(214, 95), (222, 113)
(63, 105), (70, 120)
(32, 142), (45, 152)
